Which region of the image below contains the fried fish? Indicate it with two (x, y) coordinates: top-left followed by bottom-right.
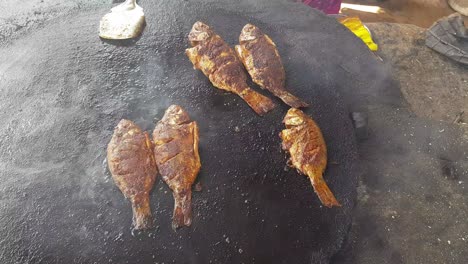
(153, 105), (201, 229)
(186, 21), (275, 116)
(236, 24), (308, 108)
(107, 119), (158, 229)
(280, 108), (340, 207)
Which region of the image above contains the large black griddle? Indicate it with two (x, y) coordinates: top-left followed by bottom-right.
(0, 0), (365, 263)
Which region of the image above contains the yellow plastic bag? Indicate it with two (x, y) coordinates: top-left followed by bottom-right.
(339, 17), (378, 51)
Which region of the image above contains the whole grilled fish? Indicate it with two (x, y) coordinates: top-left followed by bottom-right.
(186, 21), (276, 116)
(235, 24), (308, 108)
(280, 108), (340, 207)
(153, 105), (201, 229)
(107, 119), (158, 229)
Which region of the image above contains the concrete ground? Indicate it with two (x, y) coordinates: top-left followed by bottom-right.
(1, 1), (467, 263)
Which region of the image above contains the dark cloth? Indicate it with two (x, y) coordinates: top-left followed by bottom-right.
(301, 0), (341, 14)
(426, 13), (468, 65)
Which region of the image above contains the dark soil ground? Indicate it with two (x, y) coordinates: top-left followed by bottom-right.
(333, 22), (468, 264)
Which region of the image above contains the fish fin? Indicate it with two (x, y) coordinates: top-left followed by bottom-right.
(172, 189), (193, 230)
(239, 88), (276, 116)
(234, 45), (244, 61)
(234, 45), (241, 57)
(311, 177), (341, 208)
(185, 47), (199, 69)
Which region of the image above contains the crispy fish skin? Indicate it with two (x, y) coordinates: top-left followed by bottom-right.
(153, 105), (201, 229)
(280, 108), (340, 208)
(186, 21), (275, 116)
(107, 119), (158, 229)
(236, 24), (308, 108)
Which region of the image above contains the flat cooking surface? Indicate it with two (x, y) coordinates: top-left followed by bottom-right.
(0, 0), (365, 263)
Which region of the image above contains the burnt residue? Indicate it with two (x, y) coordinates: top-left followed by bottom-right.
(440, 158), (460, 181)
(0, 0), (366, 263)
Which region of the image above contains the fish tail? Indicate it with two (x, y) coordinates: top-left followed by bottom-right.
(239, 88), (276, 116)
(311, 176), (341, 208)
(275, 90), (309, 108)
(172, 189), (193, 230)
(131, 194), (154, 230)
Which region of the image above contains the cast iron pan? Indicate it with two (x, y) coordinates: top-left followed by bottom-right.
(0, 0), (363, 263)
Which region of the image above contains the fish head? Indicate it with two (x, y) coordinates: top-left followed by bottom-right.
(188, 21), (212, 46)
(283, 108), (306, 128)
(114, 119), (141, 137)
(162, 105), (191, 125)
(239, 23), (262, 43)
